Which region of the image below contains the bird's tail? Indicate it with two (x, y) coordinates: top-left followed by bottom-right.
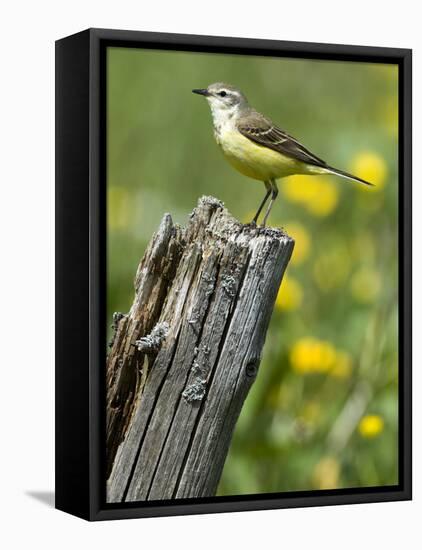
(322, 165), (374, 187)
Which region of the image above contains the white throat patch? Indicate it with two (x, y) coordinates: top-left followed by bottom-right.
(208, 101), (239, 137)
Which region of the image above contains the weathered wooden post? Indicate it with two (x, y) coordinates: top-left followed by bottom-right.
(106, 196), (294, 502)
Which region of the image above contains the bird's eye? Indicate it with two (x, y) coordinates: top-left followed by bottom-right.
(219, 91), (227, 97)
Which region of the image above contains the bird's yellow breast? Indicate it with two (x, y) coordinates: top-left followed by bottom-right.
(215, 128), (304, 181)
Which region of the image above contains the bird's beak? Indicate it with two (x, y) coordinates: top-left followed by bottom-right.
(192, 88), (210, 97)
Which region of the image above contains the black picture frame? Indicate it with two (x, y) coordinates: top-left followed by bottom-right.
(55, 28), (412, 521)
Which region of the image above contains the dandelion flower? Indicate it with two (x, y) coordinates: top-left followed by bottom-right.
(350, 151), (387, 189)
(358, 415), (384, 438)
(276, 275), (303, 312)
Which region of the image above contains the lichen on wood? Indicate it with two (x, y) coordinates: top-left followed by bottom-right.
(106, 196), (294, 502)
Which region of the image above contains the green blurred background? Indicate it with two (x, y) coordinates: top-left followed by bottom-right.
(107, 47), (399, 494)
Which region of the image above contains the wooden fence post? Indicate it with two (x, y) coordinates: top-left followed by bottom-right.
(106, 196), (294, 502)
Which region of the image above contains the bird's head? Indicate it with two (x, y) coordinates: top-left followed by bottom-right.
(193, 83), (249, 120)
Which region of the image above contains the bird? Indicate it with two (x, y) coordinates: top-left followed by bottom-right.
(192, 83), (373, 226)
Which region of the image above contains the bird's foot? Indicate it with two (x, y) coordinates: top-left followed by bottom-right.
(245, 219), (257, 228)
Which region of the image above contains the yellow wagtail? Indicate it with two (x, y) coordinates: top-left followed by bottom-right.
(193, 83), (373, 226)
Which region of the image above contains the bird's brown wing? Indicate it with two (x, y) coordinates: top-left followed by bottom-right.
(237, 110), (327, 168)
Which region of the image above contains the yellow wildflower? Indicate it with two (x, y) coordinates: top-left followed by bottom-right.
(350, 151), (387, 190)
(316, 341), (337, 372)
(290, 338), (353, 378)
(281, 176), (339, 217)
(358, 414), (384, 438)
(306, 179), (339, 217)
(283, 222), (311, 265)
(281, 175), (311, 203)
(290, 338), (336, 374)
(276, 275), (303, 312)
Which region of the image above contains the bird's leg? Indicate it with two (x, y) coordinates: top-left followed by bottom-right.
(251, 181), (272, 225)
(262, 180), (279, 227)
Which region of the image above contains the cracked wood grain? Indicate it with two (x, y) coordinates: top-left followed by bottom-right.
(106, 196), (294, 502)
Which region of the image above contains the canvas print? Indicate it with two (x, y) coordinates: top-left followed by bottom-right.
(105, 46), (399, 503)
